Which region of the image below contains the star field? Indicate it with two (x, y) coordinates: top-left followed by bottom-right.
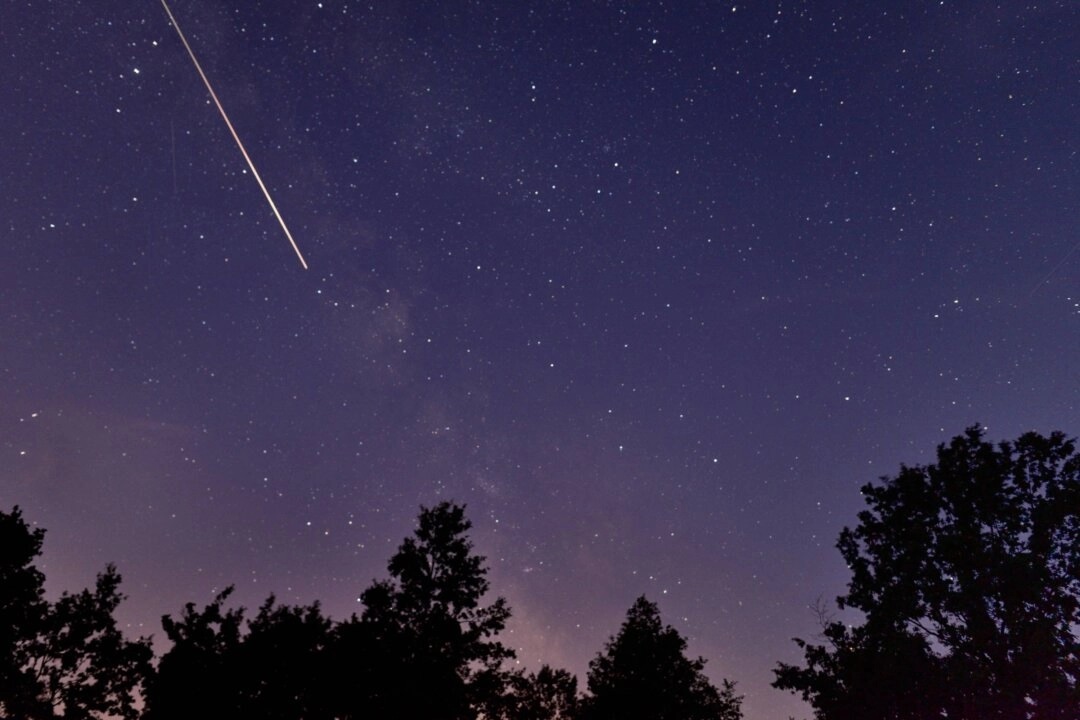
(2, 2), (1077, 717)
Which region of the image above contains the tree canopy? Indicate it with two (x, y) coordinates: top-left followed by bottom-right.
(581, 596), (742, 720)
(0, 506), (48, 716)
(774, 426), (1080, 719)
(0, 507), (152, 720)
(143, 504), (747, 719)
(147, 501), (516, 720)
(346, 500), (514, 719)
(144, 588), (334, 720)
(503, 665), (580, 720)
(6, 426), (1078, 719)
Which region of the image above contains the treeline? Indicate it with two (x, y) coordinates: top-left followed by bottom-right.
(0, 501), (739, 720)
(1, 427), (1078, 719)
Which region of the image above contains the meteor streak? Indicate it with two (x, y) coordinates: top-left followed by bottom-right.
(159, 0), (309, 269)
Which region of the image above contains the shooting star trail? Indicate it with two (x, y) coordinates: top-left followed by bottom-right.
(159, 0), (309, 269)
(1028, 238), (1080, 299)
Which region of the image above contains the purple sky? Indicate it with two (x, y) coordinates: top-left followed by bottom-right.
(2, 2), (1076, 717)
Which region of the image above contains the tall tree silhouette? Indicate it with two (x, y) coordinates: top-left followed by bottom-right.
(581, 596), (742, 720)
(0, 507), (151, 720)
(334, 501), (514, 719)
(0, 506), (48, 717)
(774, 427), (1080, 719)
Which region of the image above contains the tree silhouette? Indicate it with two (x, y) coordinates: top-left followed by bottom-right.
(501, 665), (580, 720)
(0, 506), (48, 717)
(145, 588), (334, 720)
(148, 502), (523, 720)
(236, 596), (334, 719)
(333, 501), (514, 719)
(774, 426), (1080, 719)
(581, 596), (742, 720)
(141, 587), (245, 719)
(0, 507), (151, 720)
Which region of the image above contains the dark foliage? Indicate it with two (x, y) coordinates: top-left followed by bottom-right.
(0, 506), (48, 717)
(505, 665), (580, 720)
(581, 596), (743, 720)
(4, 501), (757, 720)
(239, 597), (334, 718)
(774, 426), (1080, 719)
(144, 588), (334, 720)
(0, 507), (152, 720)
(477, 664), (580, 720)
(148, 501), (521, 720)
(333, 501), (515, 719)
(142, 587), (245, 718)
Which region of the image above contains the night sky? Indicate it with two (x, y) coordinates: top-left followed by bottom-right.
(2, 2), (1077, 717)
